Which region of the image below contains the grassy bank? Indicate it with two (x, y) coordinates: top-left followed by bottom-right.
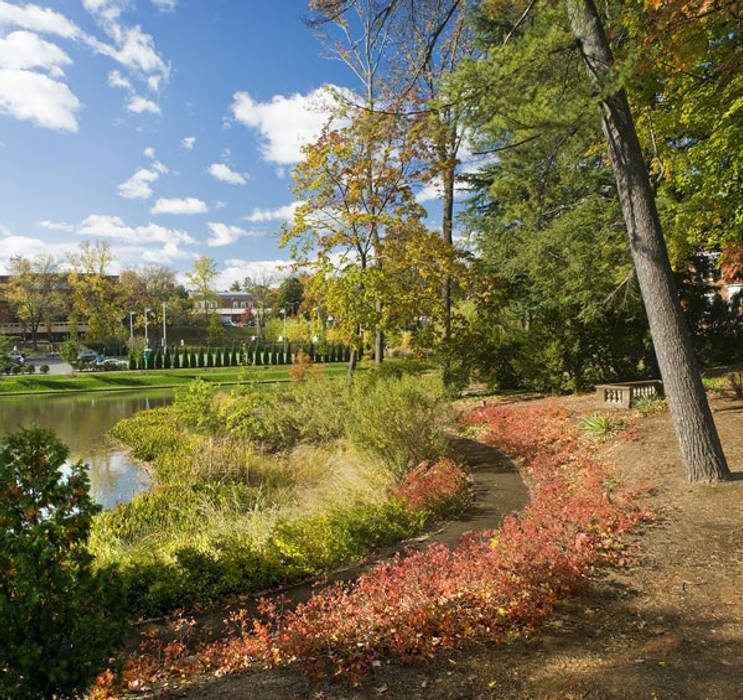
(0, 363), (350, 396)
(91, 365), (466, 618)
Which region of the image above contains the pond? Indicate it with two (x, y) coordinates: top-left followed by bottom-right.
(0, 389), (174, 510)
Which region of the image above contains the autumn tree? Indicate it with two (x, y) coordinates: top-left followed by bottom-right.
(308, 0), (414, 364)
(283, 102), (425, 374)
(242, 271), (277, 340)
(66, 241), (123, 350)
(3, 255), (61, 350)
(390, 0), (474, 348)
(185, 255), (219, 323)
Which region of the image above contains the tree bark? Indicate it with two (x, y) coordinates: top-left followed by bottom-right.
(565, 0), (730, 483)
(347, 346), (358, 385)
(441, 161), (455, 344)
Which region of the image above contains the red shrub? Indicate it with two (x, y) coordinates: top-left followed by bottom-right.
(96, 401), (648, 692)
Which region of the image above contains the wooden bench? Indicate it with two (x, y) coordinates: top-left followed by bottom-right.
(595, 380), (664, 409)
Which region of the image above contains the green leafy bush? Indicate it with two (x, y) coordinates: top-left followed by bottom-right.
(39, 363), (50, 374)
(579, 412), (625, 438)
(345, 374), (447, 476)
(0, 428), (126, 699)
(632, 394), (667, 414)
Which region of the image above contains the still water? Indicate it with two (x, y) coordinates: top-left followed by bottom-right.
(0, 390), (174, 510)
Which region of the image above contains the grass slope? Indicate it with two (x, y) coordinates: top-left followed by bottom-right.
(0, 364), (349, 396)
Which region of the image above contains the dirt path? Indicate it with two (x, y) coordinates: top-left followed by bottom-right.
(129, 433), (529, 654)
(130, 394), (743, 699)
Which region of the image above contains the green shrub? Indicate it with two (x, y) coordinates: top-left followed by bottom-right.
(579, 412), (624, 438)
(173, 379), (218, 433)
(345, 374), (447, 476)
(39, 364), (50, 375)
(632, 394), (667, 414)
(0, 428), (126, 699)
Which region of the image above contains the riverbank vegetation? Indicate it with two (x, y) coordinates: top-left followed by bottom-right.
(0, 363), (350, 396)
(92, 363), (468, 617)
(96, 399), (648, 693)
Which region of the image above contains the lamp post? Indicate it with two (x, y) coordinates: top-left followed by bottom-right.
(144, 307), (152, 347)
(161, 302), (167, 348)
(281, 308), (287, 352)
(129, 311), (135, 340)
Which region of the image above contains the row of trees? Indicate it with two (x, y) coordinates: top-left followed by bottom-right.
(278, 0), (743, 482)
(1, 246), (314, 353)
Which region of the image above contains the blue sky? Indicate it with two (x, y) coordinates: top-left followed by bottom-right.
(0, 0), (425, 288)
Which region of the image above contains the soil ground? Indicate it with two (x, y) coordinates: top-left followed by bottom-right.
(127, 391), (743, 699)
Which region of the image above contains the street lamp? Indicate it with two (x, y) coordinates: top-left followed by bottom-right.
(144, 307), (152, 347)
(161, 302), (167, 348)
(129, 311), (136, 340)
(280, 308), (287, 352)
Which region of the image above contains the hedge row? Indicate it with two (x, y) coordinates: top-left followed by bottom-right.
(129, 342), (353, 371)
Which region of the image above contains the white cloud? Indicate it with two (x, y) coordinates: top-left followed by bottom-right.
(0, 68), (80, 132)
(78, 214), (195, 245)
(217, 258), (289, 290)
(0, 227), (70, 272)
(207, 162), (248, 185)
(0, 2), (169, 85)
(206, 222), (261, 247)
(127, 95), (160, 115)
(107, 68), (131, 90)
(152, 0), (178, 12)
(38, 220), (74, 232)
(117, 168), (160, 199)
(181, 135), (195, 150)
(415, 179), (442, 204)
(0, 30), (71, 76)
(151, 197), (208, 215)
(244, 201), (302, 223)
(230, 86), (340, 164)
(143, 146), (155, 159)
(0, 2), (81, 40)
(215, 200), (227, 209)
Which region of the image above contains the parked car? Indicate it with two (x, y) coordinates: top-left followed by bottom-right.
(77, 349), (99, 363)
(95, 358), (128, 370)
(9, 351), (25, 366)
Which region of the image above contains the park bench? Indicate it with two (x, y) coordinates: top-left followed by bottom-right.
(595, 380), (664, 409)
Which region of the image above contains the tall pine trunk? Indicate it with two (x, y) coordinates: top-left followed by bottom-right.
(566, 0), (730, 483)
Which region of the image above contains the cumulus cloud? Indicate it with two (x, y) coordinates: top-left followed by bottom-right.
(78, 213), (194, 245)
(206, 222), (261, 247)
(0, 226), (71, 272)
(181, 135), (195, 150)
(151, 197), (208, 215)
(0, 30), (71, 77)
(0, 2), (80, 40)
(0, 67), (81, 132)
(217, 257), (289, 290)
(38, 220), (74, 232)
(0, 1), (170, 88)
(230, 86), (341, 164)
(207, 163), (248, 185)
(127, 94), (160, 115)
(107, 68), (130, 90)
(243, 201), (302, 223)
(117, 168), (160, 199)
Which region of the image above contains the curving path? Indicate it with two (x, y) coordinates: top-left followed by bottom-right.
(129, 434), (530, 664)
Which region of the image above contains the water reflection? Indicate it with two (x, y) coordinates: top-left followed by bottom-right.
(0, 389), (174, 509)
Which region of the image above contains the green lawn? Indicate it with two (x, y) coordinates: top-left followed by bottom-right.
(0, 363), (350, 396)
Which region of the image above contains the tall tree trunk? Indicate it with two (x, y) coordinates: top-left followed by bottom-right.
(441, 161), (454, 344)
(347, 346), (358, 385)
(566, 0), (730, 483)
